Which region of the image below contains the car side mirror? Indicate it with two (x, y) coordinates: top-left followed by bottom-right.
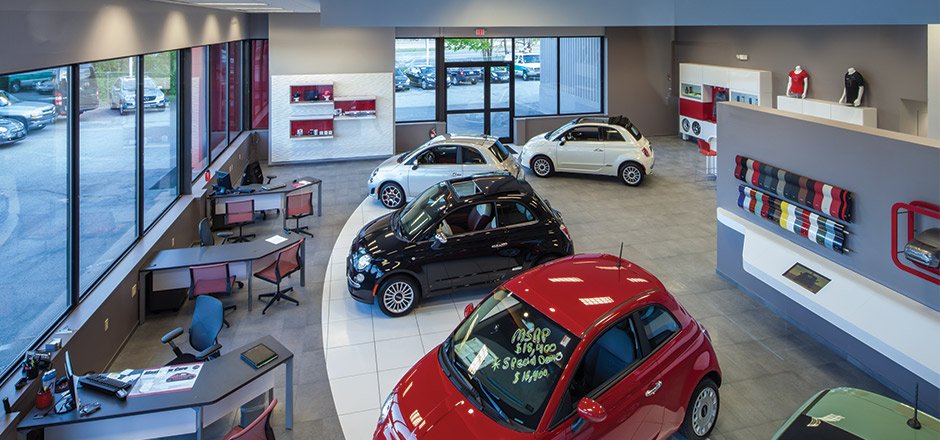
(576, 398), (607, 424)
(412, 163), (419, 170)
(463, 303), (474, 318)
(431, 231), (448, 249)
(558, 138), (566, 146)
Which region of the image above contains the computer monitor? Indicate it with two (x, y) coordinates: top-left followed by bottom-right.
(54, 351), (80, 414)
(215, 171), (233, 194)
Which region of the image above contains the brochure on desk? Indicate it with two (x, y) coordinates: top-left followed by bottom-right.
(124, 362), (204, 397)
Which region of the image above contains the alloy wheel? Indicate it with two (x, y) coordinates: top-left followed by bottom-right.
(622, 165), (642, 185)
(380, 185), (402, 208)
(383, 282), (415, 314)
(691, 386), (718, 436)
(533, 158), (551, 177)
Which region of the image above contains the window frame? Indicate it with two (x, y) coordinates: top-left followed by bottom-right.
(394, 38), (439, 124)
(495, 202), (539, 229)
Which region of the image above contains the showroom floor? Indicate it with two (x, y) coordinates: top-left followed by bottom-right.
(112, 136), (894, 440)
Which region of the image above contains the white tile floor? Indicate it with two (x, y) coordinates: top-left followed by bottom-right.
(321, 198), (489, 439)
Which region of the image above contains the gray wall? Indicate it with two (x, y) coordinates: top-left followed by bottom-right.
(675, 26), (928, 133)
(607, 27), (677, 136)
(717, 102), (940, 311)
(0, 0), (248, 75)
(320, 0), (939, 27)
(929, 25), (939, 140)
(396, 121), (446, 153)
(267, 13), (395, 76)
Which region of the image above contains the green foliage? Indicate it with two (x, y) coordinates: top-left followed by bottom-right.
(445, 38), (493, 57)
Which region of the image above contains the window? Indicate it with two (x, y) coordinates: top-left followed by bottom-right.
(497, 203), (536, 227)
(143, 51), (179, 228)
(395, 39), (436, 122)
(637, 305), (680, 350)
(515, 38), (557, 116)
(461, 146), (485, 164)
(603, 127), (625, 142)
(250, 40), (269, 129)
(559, 37), (602, 114)
(79, 57), (138, 292)
(439, 203), (495, 236)
(416, 145), (458, 165)
(191, 46), (208, 180)
(209, 43), (227, 159)
(227, 41), (242, 140)
(564, 126), (600, 141)
(444, 38), (511, 62)
(0, 68), (69, 374)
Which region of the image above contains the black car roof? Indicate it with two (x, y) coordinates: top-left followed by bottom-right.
(448, 173), (531, 200)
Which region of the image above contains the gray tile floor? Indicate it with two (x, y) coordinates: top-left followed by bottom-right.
(111, 136), (893, 439)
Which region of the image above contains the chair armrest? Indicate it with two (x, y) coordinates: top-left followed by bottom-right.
(161, 327), (184, 344)
(194, 343), (223, 361)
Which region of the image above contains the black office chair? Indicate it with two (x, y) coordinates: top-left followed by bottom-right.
(161, 296), (225, 366)
(198, 217), (233, 246)
(240, 161), (279, 220)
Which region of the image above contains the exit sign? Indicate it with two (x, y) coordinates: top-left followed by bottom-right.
(475, 28), (486, 37)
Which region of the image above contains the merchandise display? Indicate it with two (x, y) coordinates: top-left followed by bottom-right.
(347, 174), (573, 316)
(678, 63), (772, 144)
(367, 134), (521, 209)
(519, 115), (654, 186)
(890, 201), (940, 285)
(733, 155), (854, 222)
(737, 185), (848, 253)
(839, 67), (865, 107)
(787, 66), (809, 98)
(375, 254), (722, 439)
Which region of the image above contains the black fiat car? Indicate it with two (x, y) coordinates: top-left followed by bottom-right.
(347, 174), (573, 317)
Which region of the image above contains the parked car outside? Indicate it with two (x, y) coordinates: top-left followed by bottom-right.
(0, 90), (56, 131)
(447, 67), (482, 85)
(368, 134), (521, 209)
(0, 117), (27, 146)
(375, 253), (722, 440)
(490, 66), (510, 83)
(50, 65), (100, 115)
(110, 76), (166, 115)
(349, 174), (573, 316)
(772, 387), (940, 439)
(519, 115), (655, 186)
(4, 69), (55, 93)
(35, 79), (54, 95)
(395, 68), (410, 91)
(406, 66), (436, 90)
(508, 53), (541, 81)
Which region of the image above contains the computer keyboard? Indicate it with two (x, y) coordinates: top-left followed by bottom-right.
(262, 183), (286, 191)
(79, 374), (133, 400)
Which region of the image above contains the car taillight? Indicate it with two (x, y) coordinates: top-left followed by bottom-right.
(642, 147), (650, 157)
(54, 92), (63, 107)
(559, 223), (571, 241)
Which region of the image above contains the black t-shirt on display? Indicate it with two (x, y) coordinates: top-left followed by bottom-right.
(844, 71), (865, 103)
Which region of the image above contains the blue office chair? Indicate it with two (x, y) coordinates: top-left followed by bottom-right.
(161, 296), (225, 366)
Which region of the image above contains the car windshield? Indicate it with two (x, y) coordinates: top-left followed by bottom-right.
(420, 67), (434, 75)
(546, 120), (577, 140)
(397, 183), (450, 240)
(521, 55), (540, 64)
(448, 288), (577, 430)
(488, 140), (512, 162)
(624, 121), (643, 140)
(0, 91), (21, 106)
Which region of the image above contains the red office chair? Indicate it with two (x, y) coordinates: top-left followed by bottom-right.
(223, 398), (277, 440)
(283, 192), (314, 237)
(254, 239), (304, 314)
(189, 263), (238, 327)
(225, 200), (256, 243)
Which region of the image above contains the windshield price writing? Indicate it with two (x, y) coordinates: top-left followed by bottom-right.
(494, 327), (564, 384)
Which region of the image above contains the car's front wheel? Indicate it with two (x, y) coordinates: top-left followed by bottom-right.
(377, 276), (420, 317)
(619, 162), (645, 186)
(531, 156), (554, 178)
(379, 182), (405, 209)
(681, 378), (720, 440)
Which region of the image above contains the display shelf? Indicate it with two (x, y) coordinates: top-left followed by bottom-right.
(290, 84), (334, 104)
(290, 135), (334, 140)
(289, 115), (333, 121)
(680, 83), (703, 101)
(290, 118), (334, 140)
(290, 101), (334, 106)
(335, 114), (377, 120)
(776, 96), (877, 127)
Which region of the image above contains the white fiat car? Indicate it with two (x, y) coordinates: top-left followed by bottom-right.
(368, 134), (522, 209)
(519, 116), (654, 186)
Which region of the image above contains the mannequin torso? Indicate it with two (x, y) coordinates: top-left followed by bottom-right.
(787, 65), (809, 98)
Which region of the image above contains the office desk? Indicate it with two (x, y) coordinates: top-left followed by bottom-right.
(209, 176), (322, 220)
(139, 236), (305, 322)
(18, 336), (293, 440)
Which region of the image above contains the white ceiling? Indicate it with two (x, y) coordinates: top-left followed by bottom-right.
(150, 0), (320, 13)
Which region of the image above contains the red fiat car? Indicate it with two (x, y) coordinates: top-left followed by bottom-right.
(375, 254), (722, 440)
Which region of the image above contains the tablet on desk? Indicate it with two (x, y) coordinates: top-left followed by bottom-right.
(241, 344), (278, 369)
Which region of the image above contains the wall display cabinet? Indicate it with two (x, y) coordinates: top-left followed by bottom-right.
(678, 63), (772, 145)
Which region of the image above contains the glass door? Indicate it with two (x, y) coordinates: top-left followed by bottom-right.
(444, 62), (513, 143)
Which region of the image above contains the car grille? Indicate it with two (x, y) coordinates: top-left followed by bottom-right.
(144, 95), (156, 101)
(41, 108), (55, 117)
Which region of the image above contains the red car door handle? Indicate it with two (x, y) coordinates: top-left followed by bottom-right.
(645, 381), (662, 397)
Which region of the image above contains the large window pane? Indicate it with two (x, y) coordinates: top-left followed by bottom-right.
(209, 43), (227, 160)
(0, 68), (68, 373)
(395, 39), (436, 122)
(143, 51), (179, 228)
(191, 46), (208, 180)
(250, 40), (269, 129)
(228, 41), (242, 140)
(80, 57), (138, 292)
(560, 38), (602, 114)
(514, 38), (557, 116)
(444, 38), (511, 62)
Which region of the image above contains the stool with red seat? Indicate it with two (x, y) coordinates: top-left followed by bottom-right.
(189, 263), (239, 327)
(283, 192), (314, 237)
(223, 398), (277, 440)
(254, 239), (304, 315)
(697, 138), (717, 177)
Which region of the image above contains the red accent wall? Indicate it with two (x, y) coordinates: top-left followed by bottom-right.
(679, 98), (709, 121)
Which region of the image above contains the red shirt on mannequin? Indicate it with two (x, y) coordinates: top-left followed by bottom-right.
(788, 70), (809, 95)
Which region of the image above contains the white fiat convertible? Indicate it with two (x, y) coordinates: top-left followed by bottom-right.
(368, 134), (522, 209)
(519, 115), (654, 186)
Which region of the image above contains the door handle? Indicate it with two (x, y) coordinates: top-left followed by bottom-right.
(594, 148), (604, 152)
(645, 381), (662, 397)
(452, 172), (462, 176)
(491, 242), (508, 249)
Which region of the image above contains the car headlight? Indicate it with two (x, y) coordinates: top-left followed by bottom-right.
(379, 392), (394, 422)
(29, 111), (43, 118)
(356, 252), (372, 271)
